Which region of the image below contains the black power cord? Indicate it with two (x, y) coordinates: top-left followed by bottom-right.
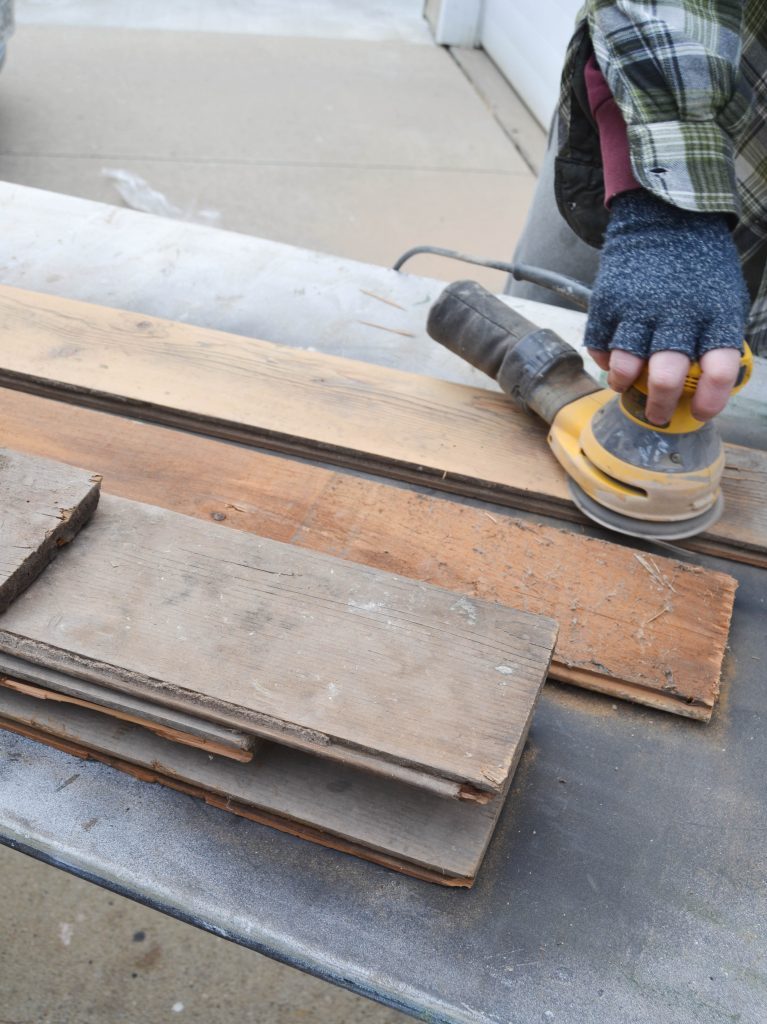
(392, 245), (592, 311)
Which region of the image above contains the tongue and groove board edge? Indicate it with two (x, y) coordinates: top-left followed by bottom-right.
(0, 674), (255, 762)
(0, 286), (762, 567)
(0, 649), (254, 757)
(0, 494), (556, 796)
(0, 389), (738, 720)
(0, 447), (101, 613)
(0, 687), (511, 885)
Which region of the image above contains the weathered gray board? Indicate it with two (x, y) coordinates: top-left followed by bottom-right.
(0, 657), (463, 800)
(0, 686), (512, 884)
(0, 447), (100, 612)
(0, 495), (557, 797)
(0, 651), (253, 756)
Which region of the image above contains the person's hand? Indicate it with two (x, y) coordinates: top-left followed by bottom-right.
(584, 189), (749, 425)
(588, 347), (743, 424)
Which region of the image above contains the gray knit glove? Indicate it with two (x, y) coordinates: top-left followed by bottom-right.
(584, 190), (748, 359)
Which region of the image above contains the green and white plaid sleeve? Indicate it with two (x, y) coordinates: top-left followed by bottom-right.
(586, 0), (754, 216)
(558, 1), (767, 351)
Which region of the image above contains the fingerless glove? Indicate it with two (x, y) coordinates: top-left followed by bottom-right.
(584, 189), (749, 360)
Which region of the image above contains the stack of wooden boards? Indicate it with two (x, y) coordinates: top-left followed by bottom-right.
(0, 286), (756, 883)
(1, 448), (559, 885)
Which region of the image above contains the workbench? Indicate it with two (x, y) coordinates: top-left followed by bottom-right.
(0, 185), (765, 1024)
(2, 511), (764, 1023)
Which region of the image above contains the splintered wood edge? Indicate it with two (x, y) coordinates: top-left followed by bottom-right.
(0, 475), (101, 614)
(0, 717), (474, 887)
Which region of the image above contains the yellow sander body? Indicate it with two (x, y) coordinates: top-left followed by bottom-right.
(548, 351), (752, 539)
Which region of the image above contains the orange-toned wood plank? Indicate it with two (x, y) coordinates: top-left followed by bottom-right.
(0, 388), (737, 720)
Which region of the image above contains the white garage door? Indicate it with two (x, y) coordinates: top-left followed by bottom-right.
(480, 0), (583, 126)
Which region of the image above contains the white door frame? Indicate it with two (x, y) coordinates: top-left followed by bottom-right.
(424, 0), (483, 47)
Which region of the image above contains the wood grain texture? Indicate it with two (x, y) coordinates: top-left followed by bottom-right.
(0, 686), (514, 884)
(0, 494), (555, 793)
(0, 447), (100, 612)
(0, 287), (762, 565)
(0, 388), (737, 720)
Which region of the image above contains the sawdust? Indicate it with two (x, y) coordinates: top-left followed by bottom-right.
(543, 681), (624, 720)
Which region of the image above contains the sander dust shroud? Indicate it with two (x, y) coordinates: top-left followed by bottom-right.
(394, 248), (752, 541)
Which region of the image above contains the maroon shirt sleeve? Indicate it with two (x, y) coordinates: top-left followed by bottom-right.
(584, 53), (641, 206)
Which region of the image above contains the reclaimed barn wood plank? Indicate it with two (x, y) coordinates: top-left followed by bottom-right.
(0, 287), (762, 566)
(0, 685), (516, 885)
(0, 447), (100, 613)
(0, 495), (555, 795)
(0, 389), (737, 720)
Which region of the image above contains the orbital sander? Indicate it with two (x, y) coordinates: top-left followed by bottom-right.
(426, 279), (752, 541)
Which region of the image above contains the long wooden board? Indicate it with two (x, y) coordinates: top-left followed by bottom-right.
(0, 494), (555, 795)
(0, 686), (515, 885)
(0, 447), (100, 613)
(0, 388), (737, 720)
(0, 287), (762, 566)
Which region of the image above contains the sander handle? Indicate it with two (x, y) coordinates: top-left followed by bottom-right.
(427, 280), (601, 425)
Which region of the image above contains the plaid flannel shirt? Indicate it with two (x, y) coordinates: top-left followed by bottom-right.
(557, 0), (767, 353)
